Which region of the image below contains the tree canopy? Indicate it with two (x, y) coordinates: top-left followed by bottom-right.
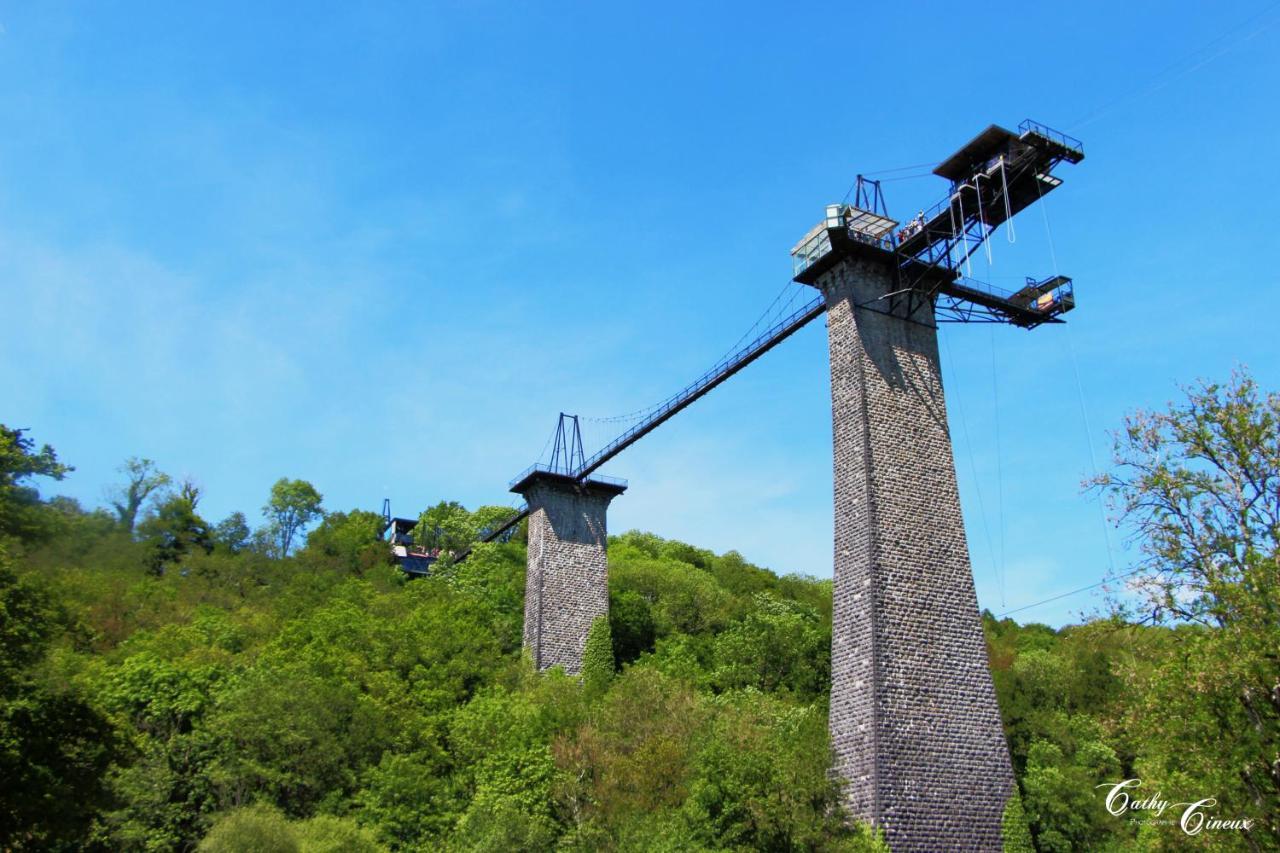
(2, 370), (1277, 850)
(263, 478), (325, 557)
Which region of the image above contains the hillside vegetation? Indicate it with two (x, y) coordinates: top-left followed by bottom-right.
(2, 371), (1277, 851)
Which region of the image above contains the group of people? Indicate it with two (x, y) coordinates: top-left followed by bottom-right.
(896, 210), (927, 243)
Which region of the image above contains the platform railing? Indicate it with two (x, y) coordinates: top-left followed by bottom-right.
(951, 274), (1074, 318)
(1017, 119), (1083, 157)
(508, 463), (627, 490)
(950, 275), (1018, 301)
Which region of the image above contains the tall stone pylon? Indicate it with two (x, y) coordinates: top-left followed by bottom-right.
(810, 254), (1013, 850)
(511, 470), (626, 674)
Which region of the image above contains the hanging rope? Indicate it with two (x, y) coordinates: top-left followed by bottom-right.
(1033, 175), (1119, 578)
(974, 179), (993, 266)
(999, 156), (1016, 244)
(955, 189), (972, 278)
(989, 326), (1006, 606)
(941, 329), (1003, 604)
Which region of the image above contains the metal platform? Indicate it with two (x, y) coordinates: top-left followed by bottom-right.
(508, 464), (627, 495)
(791, 119), (1082, 328)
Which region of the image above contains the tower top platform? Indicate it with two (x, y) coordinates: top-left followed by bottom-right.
(935, 121), (1084, 183)
(789, 119), (1083, 328)
(509, 464), (628, 497)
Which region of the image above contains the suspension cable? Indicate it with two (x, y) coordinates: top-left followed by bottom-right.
(1033, 175), (1118, 577)
(997, 567), (1143, 618)
(582, 277), (807, 424)
(941, 329), (1002, 603)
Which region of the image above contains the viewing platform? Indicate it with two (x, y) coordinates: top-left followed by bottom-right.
(508, 463), (628, 495)
(790, 119), (1082, 329)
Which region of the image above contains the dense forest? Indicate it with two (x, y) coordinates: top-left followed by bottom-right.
(2, 371), (1276, 851)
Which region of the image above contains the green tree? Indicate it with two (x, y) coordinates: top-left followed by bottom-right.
(411, 500), (475, 552)
(581, 616), (614, 696)
(711, 593), (830, 699)
(299, 509), (388, 574)
(198, 804), (299, 853)
(0, 559), (117, 850)
(681, 698), (880, 851)
(609, 588), (655, 668)
(107, 456), (171, 535)
(263, 479), (324, 557)
(471, 505), (525, 544)
(198, 805), (386, 853)
(213, 511), (251, 554)
(138, 480), (214, 574)
(1093, 369), (1280, 843)
(1002, 788), (1034, 852)
(0, 425), (72, 543)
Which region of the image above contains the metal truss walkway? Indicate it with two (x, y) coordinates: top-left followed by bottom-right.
(570, 292), (826, 481)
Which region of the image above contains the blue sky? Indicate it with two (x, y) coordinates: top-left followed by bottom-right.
(3, 2), (1278, 626)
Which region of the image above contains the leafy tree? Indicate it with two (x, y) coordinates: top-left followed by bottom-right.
(472, 505), (525, 544)
(609, 588), (656, 668)
(198, 804), (387, 853)
(108, 456), (171, 534)
(0, 425), (72, 543)
(710, 592), (829, 699)
(412, 500), (476, 552)
(433, 541), (527, 650)
(299, 509), (388, 574)
(681, 697), (880, 851)
(0, 559), (117, 850)
(97, 652), (226, 848)
(263, 478), (324, 557)
(1093, 369), (1280, 842)
(581, 616), (614, 696)
(1002, 788), (1034, 852)
(212, 512), (251, 554)
(198, 804), (299, 853)
(138, 480), (214, 574)
(295, 813), (385, 852)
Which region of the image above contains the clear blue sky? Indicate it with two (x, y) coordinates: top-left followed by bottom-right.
(3, 2), (1278, 626)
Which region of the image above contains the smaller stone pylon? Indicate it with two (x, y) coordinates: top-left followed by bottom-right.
(512, 470), (626, 674)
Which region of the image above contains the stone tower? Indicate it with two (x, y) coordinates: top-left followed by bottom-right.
(512, 470), (626, 674)
(808, 254), (1014, 850)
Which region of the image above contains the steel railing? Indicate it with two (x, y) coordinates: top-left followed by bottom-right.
(570, 292), (827, 481)
(1018, 119), (1084, 157)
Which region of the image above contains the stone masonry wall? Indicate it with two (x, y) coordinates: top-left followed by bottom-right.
(818, 255), (1014, 851)
(519, 478), (619, 675)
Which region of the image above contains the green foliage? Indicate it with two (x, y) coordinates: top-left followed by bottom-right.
(710, 592), (829, 700)
(5, 373), (1278, 850)
(299, 509), (389, 574)
(295, 813), (386, 852)
(212, 511), (251, 553)
(198, 804), (299, 852)
(581, 615), (614, 696)
(1002, 787), (1034, 852)
(609, 588), (655, 667)
(108, 456), (171, 534)
(0, 557), (117, 850)
(263, 478), (324, 556)
(410, 501), (523, 553)
(0, 425), (71, 544)
(198, 803), (389, 852)
(138, 481), (214, 574)
(1093, 367), (1280, 844)
(411, 500), (475, 552)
